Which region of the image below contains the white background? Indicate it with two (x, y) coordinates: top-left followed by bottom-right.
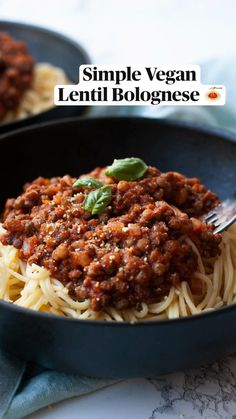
(1, 0), (236, 65)
(1, 1), (236, 418)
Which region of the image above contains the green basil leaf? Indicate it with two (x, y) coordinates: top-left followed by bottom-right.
(105, 157), (148, 181)
(73, 177), (103, 189)
(83, 186), (112, 215)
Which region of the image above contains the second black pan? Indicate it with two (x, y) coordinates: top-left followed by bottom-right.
(0, 21), (90, 134)
(0, 116), (235, 378)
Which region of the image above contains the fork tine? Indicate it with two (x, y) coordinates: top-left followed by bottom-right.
(205, 200), (236, 234)
(207, 214), (219, 224)
(214, 215), (236, 234)
(213, 215), (228, 227)
(205, 213), (218, 222)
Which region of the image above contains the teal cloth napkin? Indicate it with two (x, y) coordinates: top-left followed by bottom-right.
(0, 352), (116, 418)
(0, 57), (234, 419)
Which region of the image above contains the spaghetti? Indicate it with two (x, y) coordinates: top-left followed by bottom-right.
(0, 161), (232, 322)
(2, 63), (69, 123)
(0, 222), (236, 322)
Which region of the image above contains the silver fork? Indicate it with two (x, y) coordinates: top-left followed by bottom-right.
(204, 199), (236, 234)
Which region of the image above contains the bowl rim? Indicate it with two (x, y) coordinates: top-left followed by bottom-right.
(0, 114), (236, 327)
(0, 19), (91, 64)
(0, 114), (236, 145)
(0, 19), (91, 129)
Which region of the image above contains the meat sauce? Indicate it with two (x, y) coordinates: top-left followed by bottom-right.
(0, 166), (221, 311)
(0, 33), (34, 120)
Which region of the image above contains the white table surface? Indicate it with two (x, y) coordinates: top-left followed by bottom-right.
(1, 1), (236, 418)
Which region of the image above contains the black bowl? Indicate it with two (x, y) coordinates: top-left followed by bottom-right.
(0, 116), (236, 378)
(0, 21), (90, 134)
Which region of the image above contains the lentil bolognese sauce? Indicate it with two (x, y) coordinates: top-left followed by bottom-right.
(0, 33), (34, 119)
(0, 158), (236, 321)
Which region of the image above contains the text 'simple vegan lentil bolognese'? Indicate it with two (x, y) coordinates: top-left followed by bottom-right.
(0, 32), (68, 123)
(0, 157), (236, 322)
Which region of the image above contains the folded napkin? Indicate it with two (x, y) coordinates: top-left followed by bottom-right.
(0, 57), (234, 419)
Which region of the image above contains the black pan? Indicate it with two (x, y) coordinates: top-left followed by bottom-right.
(0, 21), (90, 135)
(0, 116), (236, 378)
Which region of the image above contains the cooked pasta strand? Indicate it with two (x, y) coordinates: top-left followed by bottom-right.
(2, 63), (68, 123)
(0, 224), (236, 321)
